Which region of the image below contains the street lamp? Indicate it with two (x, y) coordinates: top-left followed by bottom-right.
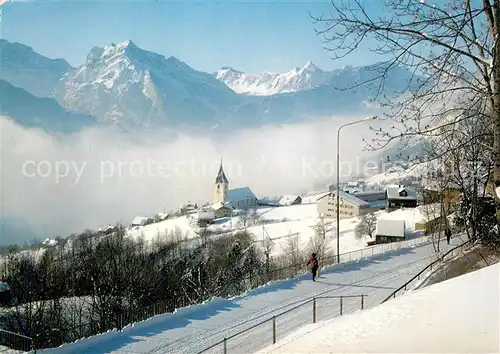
(336, 115), (377, 263)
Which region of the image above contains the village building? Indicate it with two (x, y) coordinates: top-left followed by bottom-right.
(212, 160), (258, 209)
(385, 185), (418, 211)
(279, 195), (302, 206)
(156, 212), (169, 221)
(371, 219), (406, 245)
(211, 201), (233, 219)
(131, 216), (153, 227)
(181, 202), (198, 215)
(317, 190), (383, 219)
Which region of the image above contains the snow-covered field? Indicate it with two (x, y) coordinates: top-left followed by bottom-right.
(39, 236), (467, 354)
(257, 258), (499, 353)
(124, 202), (436, 259)
(126, 203), (368, 258)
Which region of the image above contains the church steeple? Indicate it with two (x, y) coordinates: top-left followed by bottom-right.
(215, 158), (229, 184)
(213, 158), (229, 204)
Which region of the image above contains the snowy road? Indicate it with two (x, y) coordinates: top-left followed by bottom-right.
(42, 236), (465, 354)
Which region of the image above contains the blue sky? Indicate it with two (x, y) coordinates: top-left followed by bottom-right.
(2, 0), (383, 73)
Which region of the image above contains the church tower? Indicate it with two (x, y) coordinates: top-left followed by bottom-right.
(213, 159), (229, 204)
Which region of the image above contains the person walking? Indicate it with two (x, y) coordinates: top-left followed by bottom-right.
(307, 253), (319, 282)
(445, 228), (451, 245)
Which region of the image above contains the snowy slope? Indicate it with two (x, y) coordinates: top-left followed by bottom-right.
(257, 260), (499, 353)
(126, 204), (376, 258)
(39, 236), (466, 354)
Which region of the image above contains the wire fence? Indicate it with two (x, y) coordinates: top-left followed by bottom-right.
(0, 328), (33, 352)
(195, 294), (367, 354)
(380, 237), (474, 303)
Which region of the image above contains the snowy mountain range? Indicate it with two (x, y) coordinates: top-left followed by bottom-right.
(1, 39), (422, 132)
(214, 61), (416, 97)
(214, 61), (330, 95)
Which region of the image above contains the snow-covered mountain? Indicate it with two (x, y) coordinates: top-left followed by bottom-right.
(0, 39), (73, 98)
(57, 40), (241, 128)
(2, 38), (422, 131)
(215, 61), (418, 97)
(214, 61), (331, 95)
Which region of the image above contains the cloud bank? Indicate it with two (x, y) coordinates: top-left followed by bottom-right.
(1, 115), (381, 243)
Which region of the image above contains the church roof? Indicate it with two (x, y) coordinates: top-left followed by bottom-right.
(227, 187), (256, 204)
(215, 160), (229, 184)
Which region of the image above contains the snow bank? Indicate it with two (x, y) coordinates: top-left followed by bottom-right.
(256, 262), (500, 353)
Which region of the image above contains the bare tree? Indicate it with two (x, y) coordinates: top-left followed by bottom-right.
(248, 208), (261, 226)
(280, 233), (303, 274)
(238, 208), (250, 228)
(419, 163), (448, 253)
(354, 213), (377, 240)
(311, 0), (500, 217)
(262, 235), (273, 278)
(422, 109), (494, 242)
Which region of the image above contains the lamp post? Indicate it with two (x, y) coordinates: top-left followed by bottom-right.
(336, 116), (377, 263)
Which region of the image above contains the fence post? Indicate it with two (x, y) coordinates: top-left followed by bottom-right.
(223, 338), (227, 354)
(313, 298), (316, 323)
(272, 316), (276, 344)
(361, 295), (364, 310)
(339, 296), (343, 316)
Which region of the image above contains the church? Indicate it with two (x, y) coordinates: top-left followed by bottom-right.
(213, 160), (259, 209)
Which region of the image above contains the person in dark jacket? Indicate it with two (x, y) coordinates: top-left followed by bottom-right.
(445, 228), (451, 245)
(307, 253), (319, 281)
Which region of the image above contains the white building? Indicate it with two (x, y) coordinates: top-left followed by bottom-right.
(212, 160), (258, 209)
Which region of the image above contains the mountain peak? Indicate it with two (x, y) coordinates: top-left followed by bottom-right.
(302, 61), (321, 72)
(121, 39), (137, 48)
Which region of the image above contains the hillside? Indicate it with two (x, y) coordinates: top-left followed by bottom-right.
(257, 261), (499, 353)
(0, 39), (73, 98)
(0, 80), (97, 134)
(33, 237), (465, 353)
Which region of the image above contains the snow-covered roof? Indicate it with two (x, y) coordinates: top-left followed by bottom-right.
(131, 216), (148, 225)
(378, 204), (442, 225)
(157, 212), (168, 219)
(352, 190), (386, 202)
(227, 187), (256, 204)
(375, 219), (405, 237)
(386, 185), (418, 200)
(279, 195), (301, 206)
(211, 202), (233, 210)
(318, 191), (370, 207)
